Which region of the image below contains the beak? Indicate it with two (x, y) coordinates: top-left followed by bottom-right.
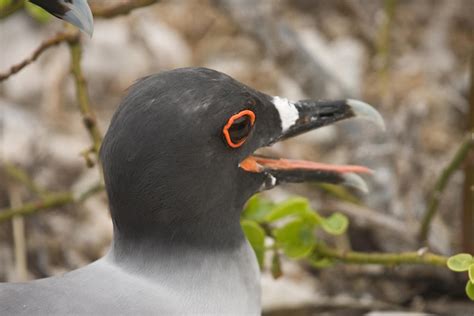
(240, 97), (385, 193)
(29, 0), (94, 37)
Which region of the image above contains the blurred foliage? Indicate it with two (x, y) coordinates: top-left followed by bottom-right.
(24, 2), (51, 23)
(0, 0), (11, 8)
(0, 0), (51, 22)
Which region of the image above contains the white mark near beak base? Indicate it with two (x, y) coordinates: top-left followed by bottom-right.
(272, 96), (299, 132)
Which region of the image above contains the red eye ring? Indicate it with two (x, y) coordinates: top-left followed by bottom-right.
(223, 110), (256, 148)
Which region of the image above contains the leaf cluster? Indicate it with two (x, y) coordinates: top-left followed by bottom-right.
(241, 195), (349, 277)
(447, 253), (474, 301)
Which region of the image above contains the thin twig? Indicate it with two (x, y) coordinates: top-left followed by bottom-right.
(91, 0), (160, 18)
(462, 52), (474, 253)
(8, 186), (28, 281)
(375, 0), (397, 81)
(418, 134), (474, 243)
(0, 0), (161, 83)
(4, 163), (47, 197)
(0, 183), (104, 223)
(313, 243), (447, 266)
(0, 192), (74, 223)
(0, 32), (78, 82)
(67, 36), (102, 158)
(76, 182), (105, 203)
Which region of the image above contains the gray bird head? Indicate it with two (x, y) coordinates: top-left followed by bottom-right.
(100, 67), (384, 248)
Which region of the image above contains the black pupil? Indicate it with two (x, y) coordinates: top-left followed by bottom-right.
(229, 115), (252, 143)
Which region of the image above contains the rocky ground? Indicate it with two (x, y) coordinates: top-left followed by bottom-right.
(0, 0), (473, 315)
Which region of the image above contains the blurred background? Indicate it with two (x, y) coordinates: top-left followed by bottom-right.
(0, 0), (473, 315)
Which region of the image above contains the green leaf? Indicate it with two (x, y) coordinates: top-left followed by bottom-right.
(241, 220), (266, 268)
(25, 2), (52, 23)
(271, 251), (283, 279)
(447, 253), (473, 272)
(264, 197), (311, 222)
(301, 209), (321, 226)
(242, 195), (274, 222)
(466, 280), (474, 301)
(321, 212), (349, 235)
(257, 196), (321, 226)
(469, 264), (474, 283)
(273, 218), (315, 259)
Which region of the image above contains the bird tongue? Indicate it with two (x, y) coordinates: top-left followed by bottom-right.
(239, 155), (373, 174)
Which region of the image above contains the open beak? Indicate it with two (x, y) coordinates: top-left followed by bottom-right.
(29, 0), (94, 36)
(240, 97), (385, 193)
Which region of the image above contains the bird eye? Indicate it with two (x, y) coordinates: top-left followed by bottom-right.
(223, 110), (256, 148)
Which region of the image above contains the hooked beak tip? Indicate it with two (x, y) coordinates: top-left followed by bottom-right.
(346, 99), (386, 131)
(341, 173), (369, 193)
(62, 0), (94, 37)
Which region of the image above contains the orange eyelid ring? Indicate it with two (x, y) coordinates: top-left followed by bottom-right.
(223, 110), (256, 148)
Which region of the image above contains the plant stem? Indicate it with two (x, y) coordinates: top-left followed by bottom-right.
(419, 135), (474, 243)
(0, 192), (74, 222)
(376, 0), (397, 87)
(314, 243), (447, 266)
(0, 32), (78, 82)
(9, 186), (28, 281)
(462, 52), (474, 253)
(4, 163), (46, 196)
(68, 36), (102, 157)
(0, 183), (104, 223)
(91, 0), (160, 18)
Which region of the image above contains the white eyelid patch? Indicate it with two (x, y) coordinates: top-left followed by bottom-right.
(272, 96), (299, 132)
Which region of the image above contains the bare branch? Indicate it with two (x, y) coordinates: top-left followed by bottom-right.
(0, 183), (104, 223)
(91, 0), (160, 18)
(0, 0), (161, 82)
(0, 192), (74, 223)
(0, 32), (78, 82)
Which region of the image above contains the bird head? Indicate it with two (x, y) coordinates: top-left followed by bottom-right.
(100, 68), (384, 245)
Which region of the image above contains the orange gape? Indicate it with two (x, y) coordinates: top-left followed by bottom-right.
(223, 110), (256, 148)
(240, 155), (374, 174)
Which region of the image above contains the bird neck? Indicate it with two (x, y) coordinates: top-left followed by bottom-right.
(104, 225), (261, 313)
(108, 204), (247, 266)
